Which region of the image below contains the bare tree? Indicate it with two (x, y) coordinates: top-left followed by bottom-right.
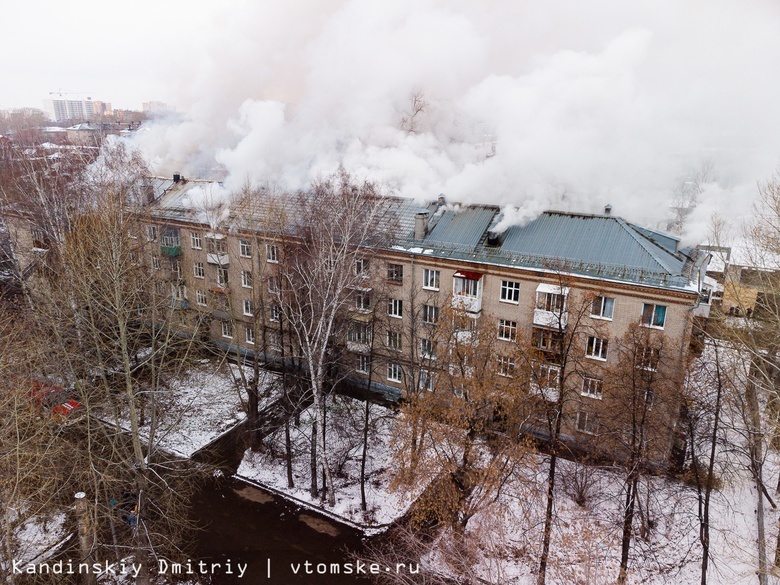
(277, 169), (395, 505)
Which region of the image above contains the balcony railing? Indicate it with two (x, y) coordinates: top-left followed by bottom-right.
(206, 253), (229, 265)
(533, 308), (567, 329)
(452, 294), (481, 313)
(160, 245), (181, 257)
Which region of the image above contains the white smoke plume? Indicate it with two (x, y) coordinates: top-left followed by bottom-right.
(129, 0), (780, 242)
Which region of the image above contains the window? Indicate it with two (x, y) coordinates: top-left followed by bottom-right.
(500, 280), (520, 304)
(269, 331), (282, 350)
(217, 267), (229, 286)
(638, 346), (660, 371)
(243, 299), (254, 317)
(190, 232), (202, 249)
(387, 263), (403, 283)
(245, 326), (255, 345)
(641, 303), (667, 328)
(591, 296), (614, 319)
(581, 376), (603, 399)
(422, 305), (439, 324)
(388, 298), (403, 318)
(270, 304), (281, 322)
(423, 269), (440, 290)
(498, 356), (516, 377)
(532, 328), (562, 352)
(536, 291), (565, 312)
(348, 322), (371, 344)
(537, 363), (561, 388)
(240, 239), (252, 258)
(196, 290), (207, 306)
(355, 258), (369, 276)
(194, 262), (205, 279)
(586, 336), (608, 360)
(221, 320), (233, 338)
(356, 354), (370, 374)
(152, 255), (160, 270)
(576, 411), (599, 435)
(267, 276), (280, 294)
(172, 284), (187, 300)
(207, 237), (226, 254)
(355, 291), (370, 311)
(453, 276), (479, 297)
(387, 330), (402, 351)
(171, 259), (182, 280)
(387, 363), (402, 383)
(498, 319), (518, 341)
(146, 225), (157, 241)
(242, 270), (253, 288)
(420, 338), (435, 359)
(420, 369), (435, 391)
(266, 243), (279, 263)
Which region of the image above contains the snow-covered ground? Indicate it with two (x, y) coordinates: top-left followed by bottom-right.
(99, 360), (279, 458)
(236, 397), (426, 533)
(3, 511), (69, 571)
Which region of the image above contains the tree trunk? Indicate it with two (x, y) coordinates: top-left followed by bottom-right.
(285, 418), (294, 488)
(310, 420), (318, 498)
(360, 397), (370, 512)
(617, 474), (638, 584)
(537, 452), (557, 585)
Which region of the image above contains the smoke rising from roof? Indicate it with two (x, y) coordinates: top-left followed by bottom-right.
(129, 0), (780, 243)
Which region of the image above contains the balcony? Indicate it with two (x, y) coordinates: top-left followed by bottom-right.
(168, 299), (189, 310)
(206, 253), (229, 265)
(210, 285), (230, 295)
(452, 294), (481, 314)
(160, 245), (181, 257)
(346, 341), (370, 353)
(533, 308), (568, 329)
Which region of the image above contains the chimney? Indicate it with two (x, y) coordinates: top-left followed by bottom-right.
(173, 172), (181, 183)
(437, 195), (446, 207)
(414, 211), (429, 240)
(604, 204), (612, 216)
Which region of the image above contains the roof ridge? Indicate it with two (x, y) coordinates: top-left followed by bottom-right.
(614, 217), (680, 275)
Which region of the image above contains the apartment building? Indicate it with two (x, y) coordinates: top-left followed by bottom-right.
(130, 175), (708, 463)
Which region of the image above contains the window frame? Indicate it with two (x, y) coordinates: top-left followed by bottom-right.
(387, 263), (404, 284)
(581, 376), (604, 399)
(586, 336), (609, 361)
(239, 239), (252, 258)
(590, 296), (615, 320)
(388, 298), (403, 319)
(356, 354), (370, 374)
(497, 355), (516, 378)
(500, 280), (520, 304)
(386, 330), (402, 351)
(422, 304), (439, 324)
(266, 243), (279, 263)
(641, 303), (667, 329)
(576, 410), (599, 435)
(420, 338), (435, 360)
(241, 270), (253, 288)
(422, 269), (440, 291)
(190, 232), (202, 250)
(497, 319), (518, 342)
(245, 325), (255, 345)
(221, 320), (233, 339)
(387, 363), (402, 383)
(196, 289), (208, 306)
(193, 262), (205, 279)
(216, 266), (229, 286)
(243, 299), (254, 317)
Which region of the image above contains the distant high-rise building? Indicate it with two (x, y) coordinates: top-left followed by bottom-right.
(43, 96), (103, 122)
(142, 101), (174, 117)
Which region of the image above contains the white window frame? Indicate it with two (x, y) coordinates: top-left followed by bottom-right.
(387, 363), (402, 383)
(348, 322), (371, 344)
(172, 284), (186, 300)
(221, 320), (233, 339)
(498, 319), (518, 342)
(245, 326), (255, 345)
(420, 338), (435, 360)
(453, 276), (479, 298)
(420, 369), (435, 391)
(146, 225), (157, 241)
(196, 289), (207, 306)
(243, 299), (254, 317)
(152, 255), (160, 270)
(241, 270), (253, 288)
(239, 239), (252, 258)
(586, 336), (608, 361)
(388, 298), (403, 319)
(190, 232), (202, 250)
(270, 304), (281, 322)
(536, 290), (566, 312)
(266, 243), (279, 263)
(356, 354), (370, 374)
(581, 376), (603, 399)
(639, 346), (660, 371)
(217, 266), (229, 286)
(422, 304), (439, 324)
(500, 280), (520, 304)
(497, 355), (516, 378)
(591, 295), (615, 320)
(355, 258), (369, 276)
(536, 362), (561, 388)
(193, 262), (205, 279)
(267, 276), (280, 294)
(641, 303), (667, 329)
(355, 290), (370, 311)
(386, 330), (402, 351)
(423, 269), (440, 291)
(207, 236), (226, 254)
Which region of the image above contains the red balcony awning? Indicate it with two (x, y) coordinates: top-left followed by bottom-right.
(454, 271), (483, 281)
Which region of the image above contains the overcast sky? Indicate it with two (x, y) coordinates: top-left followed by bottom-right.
(5, 0), (780, 240)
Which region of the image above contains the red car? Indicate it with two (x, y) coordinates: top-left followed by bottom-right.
(32, 381), (83, 418)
